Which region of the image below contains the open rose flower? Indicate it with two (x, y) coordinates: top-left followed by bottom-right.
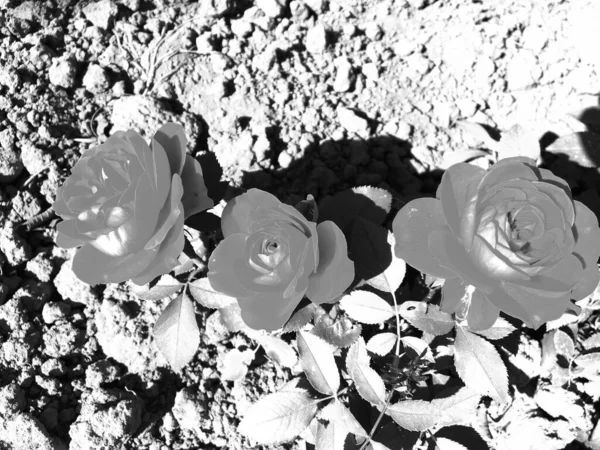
(53, 123), (213, 286)
(208, 189), (355, 331)
(393, 157), (600, 330)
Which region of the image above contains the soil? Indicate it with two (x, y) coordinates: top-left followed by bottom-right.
(1, 0), (600, 449)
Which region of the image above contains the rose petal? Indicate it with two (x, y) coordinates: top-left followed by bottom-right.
(305, 221), (354, 304)
(71, 243), (157, 286)
(467, 289), (500, 331)
(440, 277), (468, 314)
(436, 162), (485, 240)
(572, 200), (600, 266)
(392, 198), (458, 279)
(221, 189), (281, 237)
(180, 154), (213, 219)
(237, 290), (305, 331)
(56, 220), (94, 245)
(207, 233), (256, 298)
(55, 229), (88, 249)
(153, 122), (187, 176)
(538, 168), (572, 198)
(571, 263), (600, 300)
(533, 181), (575, 227)
(496, 280), (572, 329)
(521, 188), (565, 231)
(144, 175), (184, 250)
(131, 211), (186, 285)
(428, 228), (498, 294)
(123, 130), (157, 189)
(470, 235), (530, 281)
(476, 158), (538, 201)
(510, 254), (582, 293)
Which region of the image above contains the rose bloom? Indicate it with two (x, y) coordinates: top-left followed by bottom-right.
(393, 157), (600, 330)
(208, 189), (355, 331)
(53, 123), (213, 286)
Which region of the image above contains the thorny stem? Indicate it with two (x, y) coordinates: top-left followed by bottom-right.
(391, 289), (401, 356)
(357, 384), (396, 450)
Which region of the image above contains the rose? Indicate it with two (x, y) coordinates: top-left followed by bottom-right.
(393, 157), (600, 330)
(208, 189), (355, 331)
(53, 123), (213, 286)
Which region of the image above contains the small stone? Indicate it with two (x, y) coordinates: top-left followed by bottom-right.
(172, 387), (208, 435)
(333, 56), (355, 92)
(342, 23), (356, 38)
(278, 151), (293, 169)
(40, 358), (67, 377)
(231, 19), (253, 38)
(362, 62), (379, 80)
(364, 22), (383, 41)
(396, 121), (413, 140)
(111, 80), (126, 97)
(522, 25), (548, 53)
(41, 302), (71, 325)
(82, 0), (118, 30)
(256, 0), (285, 17)
(0, 144), (23, 183)
(306, 23), (328, 54)
(304, 0), (324, 13)
(0, 223), (32, 266)
(393, 38), (417, 57)
(48, 56), (77, 89)
(54, 259), (98, 308)
(12, 279), (52, 313)
(506, 50), (542, 91)
(0, 383), (26, 416)
(85, 360), (122, 388)
(406, 53), (431, 76)
(0, 127), (15, 150)
(82, 63), (110, 94)
(195, 33), (213, 53)
(43, 321), (83, 358)
(0, 67), (20, 92)
(25, 252), (54, 283)
(337, 106), (370, 137)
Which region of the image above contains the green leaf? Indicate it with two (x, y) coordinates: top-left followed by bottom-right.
(369, 442), (393, 450)
(545, 132), (600, 168)
(497, 124), (540, 162)
(318, 186), (392, 230)
(238, 388), (319, 445)
(315, 420), (348, 450)
(430, 437), (469, 450)
(366, 332), (398, 356)
(384, 400), (439, 431)
(582, 333), (600, 351)
(364, 232), (407, 293)
(454, 326), (509, 403)
(295, 194), (319, 222)
(137, 283), (183, 301)
(188, 277), (236, 309)
(553, 329), (575, 360)
(400, 336), (434, 363)
(256, 334), (298, 368)
(440, 149), (492, 170)
(219, 303), (253, 335)
(153, 292), (200, 372)
(282, 301), (320, 333)
(397, 301), (455, 336)
(346, 337), (386, 406)
(573, 352), (600, 376)
(297, 331), (340, 395)
(320, 400), (369, 438)
(455, 120), (498, 149)
(350, 218), (396, 287)
(340, 291), (395, 324)
(545, 309), (580, 331)
(312, 312), (362, 348)
(470, 317), (516, 340)
(218, 348), (254, 381)
(351, 186), (393, 216)
(386, 386), (481, 432)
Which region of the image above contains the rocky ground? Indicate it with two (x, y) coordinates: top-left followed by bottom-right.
(0, 0), (600, 449)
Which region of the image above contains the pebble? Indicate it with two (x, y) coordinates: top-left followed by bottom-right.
(342, 23), (357, 38)
(337, 106), (370, 137)
(364, 22), (383, 41)
(506, 50), (542, 91)
(54, 260), (98, 308)
(256, 0), (285, 17)
(231, 18), (253, 38)
(304, 0), (325, 13)
(43, 321), (83, 358)
(0, 413), (63, 450)
(82, 63), (110, 94)
(278, 151), (293, 168)
(82, 0), (118, 30)
(393, 38), (417, 57)
(40, 358), (67, 377)
(0, 66), (21, 93)
(396, 121), (413, 140)
(0, 383), (26, 416)
(362, 62), (379, 80)
(41, 301), (71, 325)
(522, 25), (548, 53)
(306, 23), (328, 54)
(48, 56), (77, 89)
(172, 387), (208, 435)
(0, 223), (32, 266)
(0, 144), (23, 183)
(333, 56), (354, 92)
